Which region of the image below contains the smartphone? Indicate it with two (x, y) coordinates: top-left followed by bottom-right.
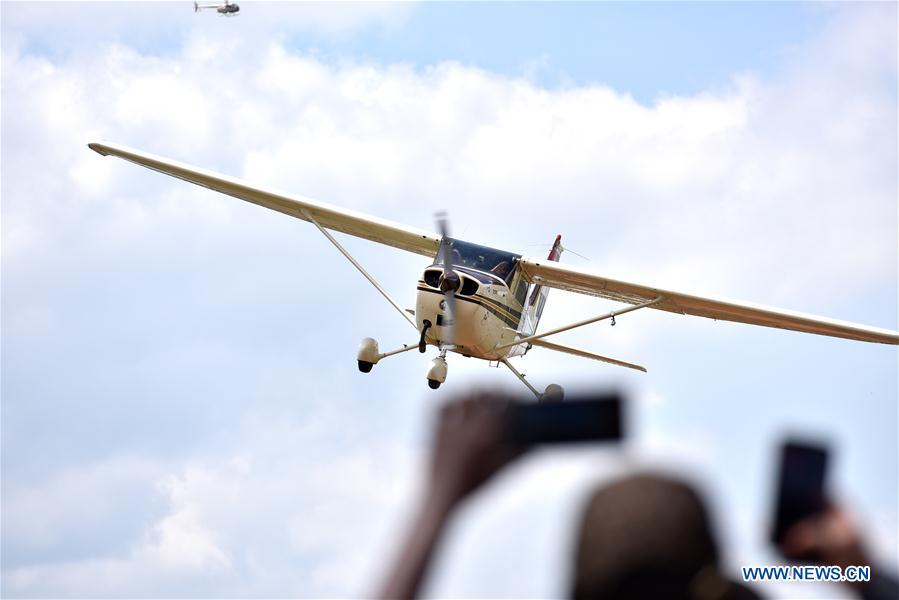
(503, 393), (624, 445)
(771, 439), (829, 545)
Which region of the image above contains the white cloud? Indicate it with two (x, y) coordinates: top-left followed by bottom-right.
(147, 466), (236, 572)
(3, 423), (421, 598)
(2, 457), (166, 554)
(4, 8), (894, 310)
(2, 2), (895, 598)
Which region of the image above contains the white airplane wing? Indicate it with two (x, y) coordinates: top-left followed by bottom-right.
(88, 141), (441, 258)
(90, 141), (896, 345)
(518, 258), (898, 345)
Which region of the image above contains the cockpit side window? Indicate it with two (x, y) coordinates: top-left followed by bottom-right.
(514, 278), (529, 307)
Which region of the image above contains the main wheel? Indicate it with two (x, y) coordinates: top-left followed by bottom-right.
(540, 383), (564, 402)
(427, 379), (441, 389)
(358, 360), (374, 373)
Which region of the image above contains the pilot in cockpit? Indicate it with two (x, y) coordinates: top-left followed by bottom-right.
(490, 261), (511, 279)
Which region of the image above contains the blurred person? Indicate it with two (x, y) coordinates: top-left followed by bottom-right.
(780, 503), (899, 600)
(377, 390), (520, 599)
(376, 390), (757, 599)
(571, 474), (758, 599)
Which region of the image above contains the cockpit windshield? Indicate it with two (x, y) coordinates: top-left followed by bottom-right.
(442, 239), (520, 283)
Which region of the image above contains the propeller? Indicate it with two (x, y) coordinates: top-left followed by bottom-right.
(435, 211), (458, 348)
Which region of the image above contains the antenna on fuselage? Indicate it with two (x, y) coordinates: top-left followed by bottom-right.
(526, 242), (591, 261)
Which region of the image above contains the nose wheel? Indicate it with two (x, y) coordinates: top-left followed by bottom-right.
(426, 353), (448, 390)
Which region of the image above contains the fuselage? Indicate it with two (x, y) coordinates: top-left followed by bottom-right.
(414, 238), (540, 361)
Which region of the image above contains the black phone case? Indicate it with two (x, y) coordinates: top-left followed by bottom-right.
(771, 440), (828, 544)
(503, 395), (623, 445)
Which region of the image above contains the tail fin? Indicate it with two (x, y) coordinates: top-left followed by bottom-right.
(523, 235), (563, 334)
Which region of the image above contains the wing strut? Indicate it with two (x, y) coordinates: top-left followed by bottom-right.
(303, 209), (417, 330)
(529, 339), (647, 372)
(495, 296), (663, 350)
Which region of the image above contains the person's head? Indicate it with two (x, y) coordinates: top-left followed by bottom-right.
(572, 473), (755, 600)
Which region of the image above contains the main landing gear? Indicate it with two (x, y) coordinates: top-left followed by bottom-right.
(356, 337), (417, 373)
(541, 383), (565, 402)
(357, 337), (563, 400)
(501, 358), (564, 402)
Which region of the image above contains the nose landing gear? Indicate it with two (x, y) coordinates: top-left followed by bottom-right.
(426, 354), (448, 389)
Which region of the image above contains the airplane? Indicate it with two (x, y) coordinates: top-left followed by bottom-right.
(194, 0), (239, 16)
(87, 141), (899, 401)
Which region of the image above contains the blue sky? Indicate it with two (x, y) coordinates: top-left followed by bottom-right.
(307, 2), (829, 99)
(2, 2), (896, 598)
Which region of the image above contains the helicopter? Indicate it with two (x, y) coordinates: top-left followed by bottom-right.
(87, 141), (898, 401)
(194, 0), (239, 16)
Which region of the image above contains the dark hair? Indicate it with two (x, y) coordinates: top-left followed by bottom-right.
(572, 474), (759, 600)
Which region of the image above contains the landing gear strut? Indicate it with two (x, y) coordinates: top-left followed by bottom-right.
(356, 337), (418, 373)
(500, 358), (564, 402)
(355, 335), (451, 391)
(418, 320), (431, 353)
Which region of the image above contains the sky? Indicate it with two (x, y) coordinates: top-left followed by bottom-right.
(2, 1), (897, 598)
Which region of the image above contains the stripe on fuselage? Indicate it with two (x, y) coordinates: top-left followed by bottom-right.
(417, 286), (521, 328)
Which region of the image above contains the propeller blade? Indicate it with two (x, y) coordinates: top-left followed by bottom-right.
(435, 210), (450, 238)
(434, 210), (456, 348)
(435, 210), (450, 265)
